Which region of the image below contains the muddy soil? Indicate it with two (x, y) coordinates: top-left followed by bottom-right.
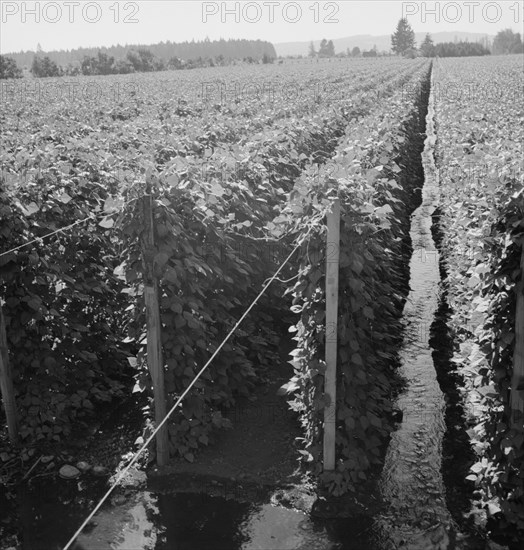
(147, 334), (328, 520)
(153, 358), (303, 489)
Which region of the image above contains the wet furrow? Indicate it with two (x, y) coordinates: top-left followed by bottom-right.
(374, 65), (455, 549)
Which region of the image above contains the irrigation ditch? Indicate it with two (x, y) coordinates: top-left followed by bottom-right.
(371, 62), (452, 550)
(0, 62), (499, 550)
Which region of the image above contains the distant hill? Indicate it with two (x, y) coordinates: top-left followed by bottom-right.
(275, 32), (493, 56)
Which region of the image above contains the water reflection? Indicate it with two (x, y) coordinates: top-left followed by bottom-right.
(2, 481), (379, 550)
(155, 492), (250, 550)
(154, 492), (338, 550)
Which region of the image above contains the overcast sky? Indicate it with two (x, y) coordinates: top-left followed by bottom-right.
(1, 1), (522, 53)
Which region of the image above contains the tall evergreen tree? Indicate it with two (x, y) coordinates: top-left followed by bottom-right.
(420, 34), (436, 57)
(391, 18), (416, 55)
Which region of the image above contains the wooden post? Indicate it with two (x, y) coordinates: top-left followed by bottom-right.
(323, 199), (340, 471)
(141, 194), (169, 466)
(0, 302), (19, 444)
(510, 243), (524, 429)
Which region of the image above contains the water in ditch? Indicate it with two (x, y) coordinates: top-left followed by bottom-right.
(372, 68), (456, 549)
(2, 479), (379, 550)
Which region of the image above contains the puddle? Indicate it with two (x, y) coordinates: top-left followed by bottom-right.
(1, 479), (381, 550)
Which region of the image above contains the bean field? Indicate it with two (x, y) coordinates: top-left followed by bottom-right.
(0, 53), (523, 550)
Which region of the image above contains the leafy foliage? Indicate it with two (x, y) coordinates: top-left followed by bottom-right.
(0, 58), (432, 476)
(31, 55), (62, 78)
(114, 59), (430, 460)
(434, 55), (524, 543)
(0, 175), (130, 441)
(493, 29), (524, 55)
(0, 56), (22, 79)
(277, 65), (431, 495)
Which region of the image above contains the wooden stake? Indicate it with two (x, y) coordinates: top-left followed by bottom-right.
(0, 302), (19, 444)
(323, 198), (340, 471)
(141, 194), (169, 466)
(510, 243), (524, 429)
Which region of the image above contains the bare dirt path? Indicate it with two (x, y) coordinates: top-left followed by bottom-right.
(149, 340), (306, 500)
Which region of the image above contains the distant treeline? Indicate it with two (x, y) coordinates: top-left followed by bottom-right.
(418, 29), (523, 57)
(437, 41), (491, 56)
(424, 40), (491, 57)
(5, 38), (277, 71)
(20, 47), (275, 78)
